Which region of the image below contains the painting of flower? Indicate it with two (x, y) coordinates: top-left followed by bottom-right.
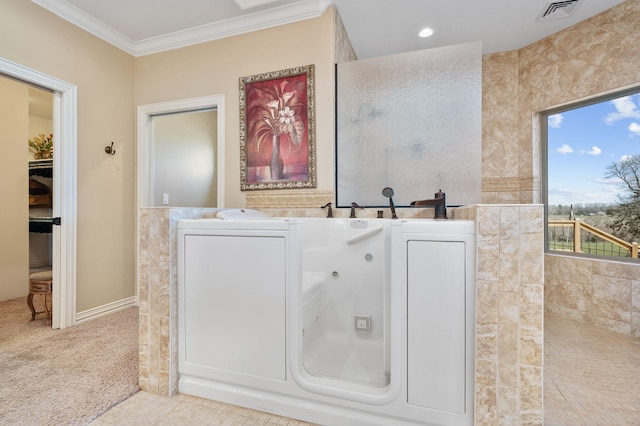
(240, 65), (316, 190)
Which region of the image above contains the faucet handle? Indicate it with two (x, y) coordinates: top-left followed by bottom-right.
(321, 202), (333, 218)
(350, 202), (364, 218)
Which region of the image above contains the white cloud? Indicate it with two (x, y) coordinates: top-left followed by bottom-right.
(548, 113), (564, 128)
(556, 144), (573, 154)
(604, 96), (640, 124)
(547, 187), (601, 205)
(629, 122), (640, 136)
(587, 146), (602, 155)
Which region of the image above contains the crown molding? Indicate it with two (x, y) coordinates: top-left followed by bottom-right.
(32, 0), (137, 55)
(32, 0), (331, 57)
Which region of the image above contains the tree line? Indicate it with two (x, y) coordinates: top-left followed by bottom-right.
(549, 154), (639, 243)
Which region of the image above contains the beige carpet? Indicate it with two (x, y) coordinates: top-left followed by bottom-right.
(0, 296), (139, 425)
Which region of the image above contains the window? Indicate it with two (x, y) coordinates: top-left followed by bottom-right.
(543, 88), (640, 260)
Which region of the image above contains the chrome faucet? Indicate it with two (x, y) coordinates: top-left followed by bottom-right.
(350, 202), (364, 218)
(411, 189), (447, 219)
(321, 202), (333, 218)
(381, 187), (398, 219)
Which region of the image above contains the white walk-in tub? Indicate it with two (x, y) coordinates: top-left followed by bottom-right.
(177, 216), (475, 425)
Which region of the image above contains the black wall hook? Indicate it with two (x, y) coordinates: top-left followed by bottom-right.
(105, 141), (116, 156)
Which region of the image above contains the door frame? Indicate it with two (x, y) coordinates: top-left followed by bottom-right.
(137, 95), (226, 208)
(0, 57), (77, 329)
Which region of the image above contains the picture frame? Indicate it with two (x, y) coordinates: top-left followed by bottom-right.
(239, 64), (316, 190)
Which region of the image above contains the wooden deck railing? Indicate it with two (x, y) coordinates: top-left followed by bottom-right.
(548, 219), (638, 258)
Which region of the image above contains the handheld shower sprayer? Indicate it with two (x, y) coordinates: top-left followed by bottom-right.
(382, 187), (398, 219)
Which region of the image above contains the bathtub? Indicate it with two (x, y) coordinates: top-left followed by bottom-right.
(177, 217), (475, 425)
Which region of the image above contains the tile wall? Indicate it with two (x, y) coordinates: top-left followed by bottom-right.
(546, 254), (640, 336)
(456, 204), (545, 425)
(138, 207), (219, 395)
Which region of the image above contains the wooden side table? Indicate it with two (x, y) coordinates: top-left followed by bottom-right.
(27, 270), (52, 322)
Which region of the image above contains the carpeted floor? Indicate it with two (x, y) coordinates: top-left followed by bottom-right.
(0, 296), (139, 425)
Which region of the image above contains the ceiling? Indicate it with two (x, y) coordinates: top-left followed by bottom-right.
(32, 0), (626, 58)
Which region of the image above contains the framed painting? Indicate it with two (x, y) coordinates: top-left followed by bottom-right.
(239, 64), (316, 190)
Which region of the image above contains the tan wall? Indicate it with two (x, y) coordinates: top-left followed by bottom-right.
(134, 8), (336, 208)
(0, 77), (29, 301)
(28, 116), (53, 148)
(0, 0), (136, 312)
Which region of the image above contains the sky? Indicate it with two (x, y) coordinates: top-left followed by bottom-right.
(547, 92), (640, 206)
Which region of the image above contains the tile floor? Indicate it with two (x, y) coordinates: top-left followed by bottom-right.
(93, 314), (640, 425)
(544, 314), (640, 425)
(91, 391), (315, 425)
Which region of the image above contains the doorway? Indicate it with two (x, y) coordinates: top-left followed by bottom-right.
(0, 58), (77, 329)
(151, 108), (219, 207)
(137, 95), (225, 209)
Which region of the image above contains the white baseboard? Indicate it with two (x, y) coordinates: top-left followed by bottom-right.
(75, 296), (137, 323)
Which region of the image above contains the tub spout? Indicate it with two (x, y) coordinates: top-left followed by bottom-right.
(411, 190), (447, 220)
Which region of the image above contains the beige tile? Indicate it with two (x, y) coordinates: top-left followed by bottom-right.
(545, 314), (640, 425)
(546, 255), (593, 286)
(520, 286), (543, 367)
(138, 262), (150, 315)
(520, 365), (543, 415)
(520, 235), (543, 285)
(150, 208), (171, 262)
(138, 209), (150, 261)
(475, 359), (498, 425)
(592, 260), (640, 281)
(477, 323), (498, 361)
(632, 281), (640, 313)
(498, 385), (519, 425)
(592, 275), (632, 323)
(498, 291), (519, 387)
(94, 391), (318, 425)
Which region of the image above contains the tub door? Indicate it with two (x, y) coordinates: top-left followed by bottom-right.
(180, 233), (287, 381)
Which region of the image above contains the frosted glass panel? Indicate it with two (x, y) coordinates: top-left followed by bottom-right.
(336, 42), (482, 207)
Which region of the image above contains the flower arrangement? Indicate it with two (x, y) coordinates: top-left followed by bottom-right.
(28, 133), (54, 159)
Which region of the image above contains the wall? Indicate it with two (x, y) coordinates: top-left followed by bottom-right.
(0, 0), (136, 312)
(153, 110), (218, 207)
(0, 77), (29, 301)
(546, 255), (640, 335)
(134, 8), (336, 209)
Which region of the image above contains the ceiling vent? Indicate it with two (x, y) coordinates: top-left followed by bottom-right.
(537, 0), (581, 21)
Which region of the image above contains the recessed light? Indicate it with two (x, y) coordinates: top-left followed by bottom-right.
(419, 27), (434, 38)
